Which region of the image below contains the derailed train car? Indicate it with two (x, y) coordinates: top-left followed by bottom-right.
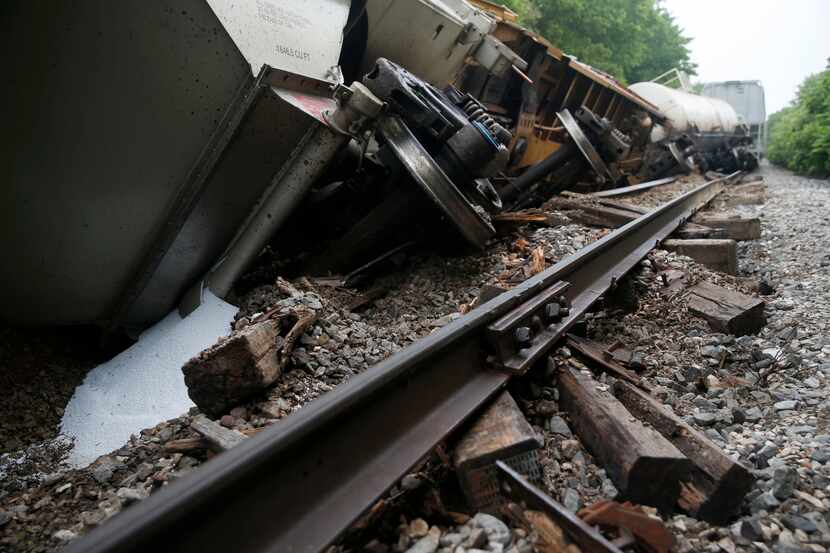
(453, 0), (758, 191)
(0, 0), (756, 333)
(453, 2), (665, 174)
(702, 80), (767, 159)
(373, 0), (757, 205)
(631, 81), (759, 176)
(1, 0), (358, 330)
(354, 0), (682, 210)
(0, 0), (531, 330)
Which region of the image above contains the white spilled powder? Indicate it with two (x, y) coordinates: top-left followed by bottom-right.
(60, 291), (238, 468)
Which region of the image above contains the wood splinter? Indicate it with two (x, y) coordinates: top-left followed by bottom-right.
(579, 501), (674, 553)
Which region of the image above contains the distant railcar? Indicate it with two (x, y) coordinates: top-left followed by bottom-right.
(702, 81), (767, 158)
(630, 81), (759, 174)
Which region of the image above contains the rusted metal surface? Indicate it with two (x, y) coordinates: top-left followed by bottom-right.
(67, 174), (737, 553)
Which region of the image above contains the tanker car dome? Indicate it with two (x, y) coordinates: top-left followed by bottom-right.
(629, 81), (740, 142)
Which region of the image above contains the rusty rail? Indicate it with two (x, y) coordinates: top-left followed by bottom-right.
(67, 172), (739, 553)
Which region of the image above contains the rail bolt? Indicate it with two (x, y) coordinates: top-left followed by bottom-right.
(514, 326), (533, 349)
(544, 303), (561, 322)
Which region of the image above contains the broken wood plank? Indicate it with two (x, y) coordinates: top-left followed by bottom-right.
(612, 380), (755, 524)
(692, 215), (761, 241)
(164, 427), (264, 453)
(594, 199), (647, 215)
(545, 198), (639, 228)
(454, 391), (542, 513)
(494, 212), (551, 224)
(661, 239), (737, 275)
(190, 415), (247, 451)
(184, 307), (315, 416)
(557, 367), (692, 512)
(279, 309), (317, 367)
(309, 276), (345, 288)
(462, 284), (508, 314)
(560, 193), (648, 216)
(565, 334), (647, 390)
(240, 427), (266, 437)
(164, 436), (210, 453)
(183, 320), (282, 416)
(686, 280), (766, 336)
(493, 210), (571, 227)
(579, 501), (674, 553)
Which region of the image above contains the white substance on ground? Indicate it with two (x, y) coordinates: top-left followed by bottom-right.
(61, 292), (237, 468)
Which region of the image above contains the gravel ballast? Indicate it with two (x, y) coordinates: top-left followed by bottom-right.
(3, 165), (830, 553)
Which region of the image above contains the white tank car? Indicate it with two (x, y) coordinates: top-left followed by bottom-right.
(629, 81), (740, 142)
(628, 81), (757, 175)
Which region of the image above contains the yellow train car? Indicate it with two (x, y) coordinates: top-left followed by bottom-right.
(456, 3), (664, 172)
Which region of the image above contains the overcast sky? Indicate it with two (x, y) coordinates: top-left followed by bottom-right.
(661, 0), (830, 116)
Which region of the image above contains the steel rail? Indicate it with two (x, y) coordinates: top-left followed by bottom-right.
(68, 172), (738, 553)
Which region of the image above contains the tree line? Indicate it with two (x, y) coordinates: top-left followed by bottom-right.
(767, 65), (830, 177)
(492, 0), (696, 85)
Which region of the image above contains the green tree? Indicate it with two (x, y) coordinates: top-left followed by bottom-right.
(627, 4), (696, 83)
(489, 0), (696, 84)
(768, 70), (830, 176)
(494, 0), (540, 28)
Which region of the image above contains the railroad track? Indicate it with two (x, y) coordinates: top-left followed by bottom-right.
(68, 172), (740, 553)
